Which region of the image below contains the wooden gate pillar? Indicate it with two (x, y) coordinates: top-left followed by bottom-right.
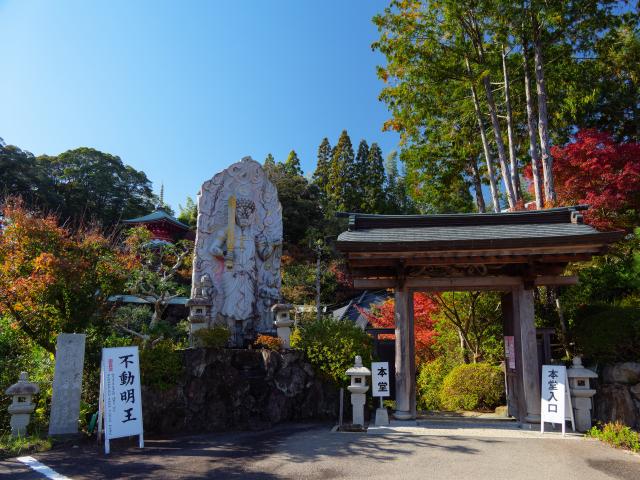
(394, 283), (416, 420)
(502, 285), (541, 423)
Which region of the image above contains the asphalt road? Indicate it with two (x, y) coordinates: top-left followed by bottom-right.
(1, 422), (639, 479)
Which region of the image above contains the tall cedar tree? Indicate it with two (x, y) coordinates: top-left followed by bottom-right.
(264, 153), (276, 169)
(284, 150), (303, 177)
(384, 151), (416, 214)
(327, 130), (354, 212)
(263, 158), (322, 245)
(313, 138), (332, 212)
(365, 143), (387, 213)
(352, 140), (370, 211)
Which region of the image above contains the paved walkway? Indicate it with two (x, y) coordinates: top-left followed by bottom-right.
(368, 416), (583, 439)
(1, 422), (639, 479)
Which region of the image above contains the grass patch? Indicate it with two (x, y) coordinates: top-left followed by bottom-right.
(586, 421), (640, 453)
(0, 432), (53, 460)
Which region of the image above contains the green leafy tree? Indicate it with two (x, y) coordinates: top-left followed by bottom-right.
(40, 147), (156, 227)
(177, 196), (198, 228)
(429, 291), (504, 364)
(372, 0), (627, 211)
(0, 140), (59, 209)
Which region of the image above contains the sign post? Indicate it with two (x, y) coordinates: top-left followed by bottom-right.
(371, 362), (390, 426)
(99, 346), (144, 454)
(540, 365), (574, 435)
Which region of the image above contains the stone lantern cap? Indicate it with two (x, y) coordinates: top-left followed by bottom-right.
(5, 372), (39, 396)
(271, 303), (293, 313)
(186, 297), (211, 307)
(346, 356), (371, 377)
(567, 356), (598, 379)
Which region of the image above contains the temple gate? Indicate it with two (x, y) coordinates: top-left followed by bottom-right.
(336, 206), (623, 423)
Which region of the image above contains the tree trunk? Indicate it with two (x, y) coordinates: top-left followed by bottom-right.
(316, 250), (322, 322)
(468, 156), (486, 213)
(482, 73), (517, 210)
(466, 57), (500, 212)
(523, 36), (544, 209)
(502, 44), (522, 203)
(532, 15), (557, 204)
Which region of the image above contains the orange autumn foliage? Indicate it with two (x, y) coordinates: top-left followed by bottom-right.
(0, 197), (134, 352)
(357, 292), (439, 366)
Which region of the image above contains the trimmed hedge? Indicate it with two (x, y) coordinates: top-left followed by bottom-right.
(440, 363), (504, 411)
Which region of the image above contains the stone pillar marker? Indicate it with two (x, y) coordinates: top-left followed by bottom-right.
(346, 356), (371, 427)
(49, 333), (86, 436)
(567, 356), (598, 432)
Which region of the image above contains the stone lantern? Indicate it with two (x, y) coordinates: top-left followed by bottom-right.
(271, 303), (294, 349)
(346, 355), (371, 427)
(5, 372), (39, 437)
(187, 274), (214, 345)
(567, 356), (598, 432)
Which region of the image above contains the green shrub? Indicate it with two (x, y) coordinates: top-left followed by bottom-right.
(193, 325), (230, 348)
(417, 357), (458, 411)
(572, 304), (640, 363)
(587, 422), (640, 452)
(290, 316), (372, 387)
(440, 363), (504, 411)
(140, 340), (183, 391)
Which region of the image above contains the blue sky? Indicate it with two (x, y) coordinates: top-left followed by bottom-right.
(0, 0), (399, 211)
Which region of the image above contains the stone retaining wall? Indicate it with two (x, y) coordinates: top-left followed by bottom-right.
(142, 348), (339, 434)
(594, 362), (640, 429)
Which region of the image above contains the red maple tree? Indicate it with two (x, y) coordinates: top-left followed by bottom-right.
(526, 129), (640, 230)
(357, 292), (439, 366)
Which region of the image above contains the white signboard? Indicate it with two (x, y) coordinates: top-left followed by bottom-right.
(371, 362), (390, 397)
(99, 346), (144, 453)
(504, 336), (516, 370)
(540, 365), (567, 435)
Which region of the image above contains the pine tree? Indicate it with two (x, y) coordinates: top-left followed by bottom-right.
(365, 143), (386, 213)
(284, 150), (303, 177)
(327, 130), (354, 212)
(312, 138), (332, 211)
